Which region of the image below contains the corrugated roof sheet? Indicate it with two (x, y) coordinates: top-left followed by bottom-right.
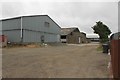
(61, 27), (79, 35)
(110, 32), (120, 40)
(0, 15), (61, 29)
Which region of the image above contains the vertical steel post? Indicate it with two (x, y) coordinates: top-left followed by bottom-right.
(21, 16), (23, 43)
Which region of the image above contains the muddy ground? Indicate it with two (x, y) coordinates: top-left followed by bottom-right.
(2, 43), (110, 78)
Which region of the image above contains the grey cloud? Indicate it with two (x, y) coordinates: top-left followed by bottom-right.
(41, 2), (118, 33)
(2, 2), (24, 18)
(1, 2), (118, 34)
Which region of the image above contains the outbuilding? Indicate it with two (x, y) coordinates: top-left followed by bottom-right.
(86, 34), (100, 43)
(61, 27), (87, 44)
(0, 15), (61, 43)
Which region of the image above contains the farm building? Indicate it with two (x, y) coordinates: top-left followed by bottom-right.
(61, 27), (87, 44)
(0, 15), (61, 43)
(86, 34), (100, 43)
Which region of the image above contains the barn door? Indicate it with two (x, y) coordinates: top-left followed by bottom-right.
(41, 35), (44, 43)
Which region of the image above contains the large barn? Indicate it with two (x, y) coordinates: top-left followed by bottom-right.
(0, 15), (61, 43)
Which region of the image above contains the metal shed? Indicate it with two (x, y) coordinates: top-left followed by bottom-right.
(1, 15), (61, 43)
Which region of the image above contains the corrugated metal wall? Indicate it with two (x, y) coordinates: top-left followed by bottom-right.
(2, 18), (21, 30)
(22, 16), (60, 34)
(22, 15), (61, 43)
(1, 15), (61, 43)
(23, 30), (60, 43)
(44, 33), (60, 42)
(3, 30), (21, 42)
(2, 18), (21, 42)
(23, 30), (42, 43)
(116, 1), (120, 32)
(0, 21), (2, 35)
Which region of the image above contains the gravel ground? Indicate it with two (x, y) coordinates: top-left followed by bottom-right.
(2, 43), (110, 78)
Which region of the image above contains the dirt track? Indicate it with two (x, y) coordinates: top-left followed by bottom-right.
(2, 44), (110, 78)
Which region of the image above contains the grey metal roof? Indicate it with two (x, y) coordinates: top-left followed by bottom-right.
(61, 27), (80, 35)
(110, 32), (120, 40)
(0, 15), (61, 29)
(0, 15), (48, 21)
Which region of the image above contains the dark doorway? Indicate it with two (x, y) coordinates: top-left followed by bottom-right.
(41, 35), (44, 43)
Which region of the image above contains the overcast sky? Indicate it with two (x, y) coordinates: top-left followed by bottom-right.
(0, 0), (119, 37)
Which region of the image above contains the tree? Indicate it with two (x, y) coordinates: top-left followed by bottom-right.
(92, 21), (111, 43)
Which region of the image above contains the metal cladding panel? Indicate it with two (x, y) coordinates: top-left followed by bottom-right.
(0, 21), (2, 30)
(2, 30), (21, 42)
(23, 30), (60, 43)
(22, 16), (44, 32)
(2, 18), (21, 30)
(118, 1), (120, 32)
(44, 33), (60, 42)
(22, 16), (61, 34)
(44, 33), (54, 42)
(0, 21), (2, 35)
(23, 30), (43, 43)
(41, 16), (61, 34)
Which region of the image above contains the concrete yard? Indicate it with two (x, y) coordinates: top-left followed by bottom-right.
(2, 43), (110, 78)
